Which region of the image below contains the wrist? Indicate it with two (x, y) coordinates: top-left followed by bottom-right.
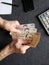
(0, 17), (6, 29)
(0, 17), (10, 31)
(0, 45), (13, 61)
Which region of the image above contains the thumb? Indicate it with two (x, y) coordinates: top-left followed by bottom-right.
(11, 28), (21, 33)
(20, 45), (30, 54)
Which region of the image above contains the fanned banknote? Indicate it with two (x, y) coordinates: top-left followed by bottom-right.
(19, 23), (41, 48)
(10, 23), (41, 48)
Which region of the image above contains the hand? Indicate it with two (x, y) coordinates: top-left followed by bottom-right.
(0, 17), (30, 54)
(0, 17), (23, 39)
(10, 39), (30, 54)
(4, 19), (23, 33)
(0, 39), (30, 61)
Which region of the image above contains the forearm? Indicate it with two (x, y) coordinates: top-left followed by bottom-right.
(0, 17), (5, 28)
(0, 45), (13, 61)
(0, 17), (8, 30)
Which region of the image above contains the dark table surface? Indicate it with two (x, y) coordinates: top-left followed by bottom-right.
(0, 0), (49, 65)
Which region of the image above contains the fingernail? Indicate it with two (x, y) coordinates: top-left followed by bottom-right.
(9, 32), (12, 35)
(22, 50), (26, 54)
(16, 21), (20, 25)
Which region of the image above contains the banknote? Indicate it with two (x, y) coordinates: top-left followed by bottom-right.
(10, 23), (41, 48)
(21, 23), (37, 33)
(19, 32), (41, 48)
(19, 23), (41, 48)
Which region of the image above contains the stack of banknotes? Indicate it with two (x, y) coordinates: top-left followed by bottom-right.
(10, 23), (41, 48)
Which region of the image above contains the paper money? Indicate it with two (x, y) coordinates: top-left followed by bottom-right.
(25, 32), (41, 48)
(21, 23), (37, 33)
(19, 23), (41, 48)
(10, 23), (41, 48)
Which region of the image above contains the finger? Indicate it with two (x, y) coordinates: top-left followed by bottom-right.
(20, 45), (30, 54)
(22, 39), (31, 45)
(15, 39), (31, 49)
(10, 32), (19, 40)
(11, 28), (21, 33)
(15, 21), (20, 25)
(15, 39), (23, 49)
(14, 21), (23, 30)
(16, 25), (23, 30)
(10, 20), (20, 26)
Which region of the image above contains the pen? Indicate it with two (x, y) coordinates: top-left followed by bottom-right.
(1, 2), (19, 7)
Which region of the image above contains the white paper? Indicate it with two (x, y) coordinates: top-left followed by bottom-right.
(0, 0), (12, 15)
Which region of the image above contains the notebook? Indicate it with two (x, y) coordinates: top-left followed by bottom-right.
(0, 0), (12, 15)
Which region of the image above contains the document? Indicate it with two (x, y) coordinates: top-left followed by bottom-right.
(0, 0), (12, 15)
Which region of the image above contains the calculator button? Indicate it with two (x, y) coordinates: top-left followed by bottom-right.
(41, 15), (48, 26)
(44, 13), (49, 24)
(47, 11), (49, 16)
(46, 25), (49, 28)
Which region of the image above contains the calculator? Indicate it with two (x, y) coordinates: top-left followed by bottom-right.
(38, 9), (49, 35)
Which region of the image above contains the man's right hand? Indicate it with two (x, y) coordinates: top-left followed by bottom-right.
(10, 39), (30, 54)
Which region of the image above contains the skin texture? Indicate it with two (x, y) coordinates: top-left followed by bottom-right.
(0, 17), (41, 61)
(0, 17), (30, 61)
